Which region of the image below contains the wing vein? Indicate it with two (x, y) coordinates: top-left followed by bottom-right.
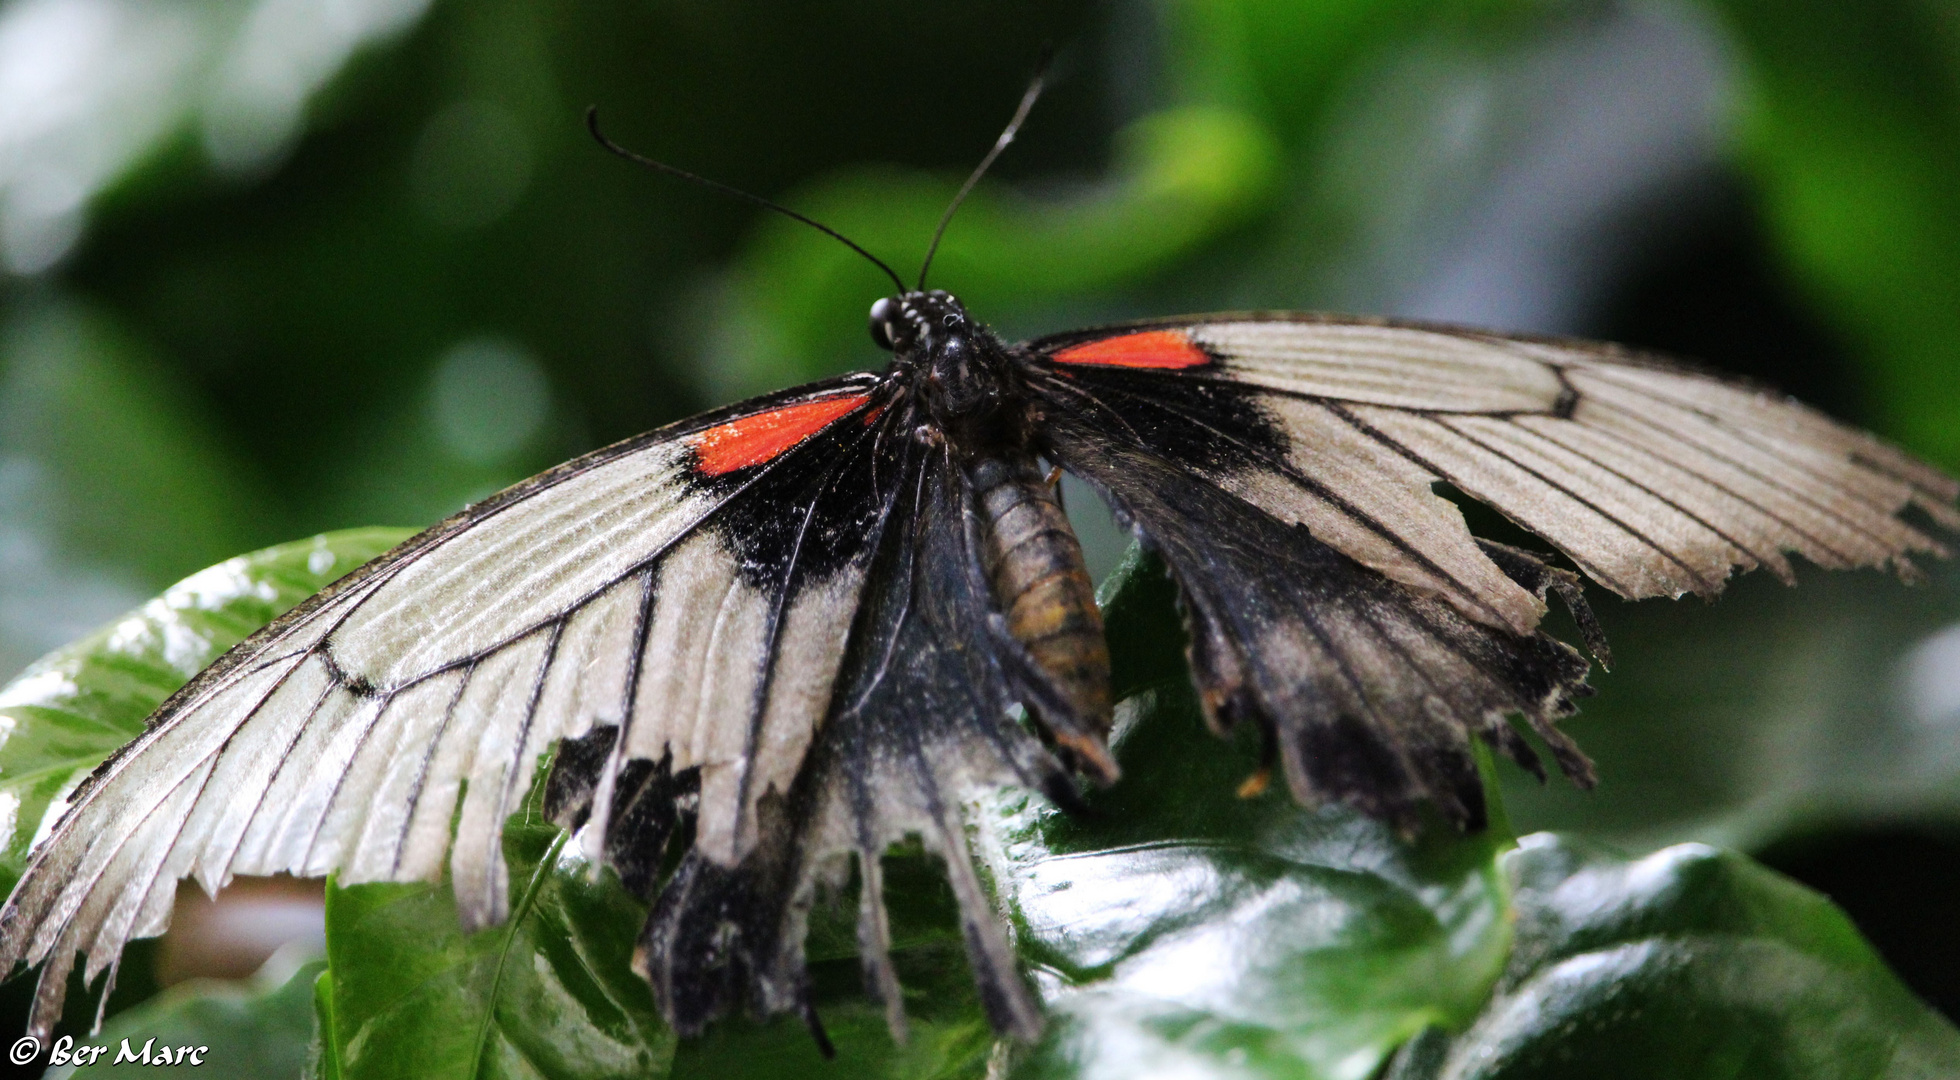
(389, 659), (476, 879)
(39, 651), (319, 967)
(1433, 415), (1718, 592)
(1521, 412), (1840, 570)
(587, 567), (658, 866)
(1589, 376), (1925, 551)
(1324, 404), (1635, 595)
(1050, 370), (1524, 629)
(729, 408), (887, 837)
(297, 688), (403, 870)
(494, 620), (569, 830)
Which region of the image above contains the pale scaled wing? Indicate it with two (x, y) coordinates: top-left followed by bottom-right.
(0, 374), (897, 1036)
(1038, 315), (1958, 633)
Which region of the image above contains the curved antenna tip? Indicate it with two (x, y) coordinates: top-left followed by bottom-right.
(916, 46), (1054, 291)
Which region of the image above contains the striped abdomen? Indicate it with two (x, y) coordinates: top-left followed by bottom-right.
(967, 456), (1116, 780)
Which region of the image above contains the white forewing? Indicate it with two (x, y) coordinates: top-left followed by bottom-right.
(6, 311), (1954, 1043)
(1215, 396), (1547, 633)
(1198, 319), (1956, 607)
(613, 534), (870, 864)
(334, 669), (470, 882)
(748, 573), (864, 817)
(0, 383), (891, 1036)
(1193, 320), (1565, 412)
(329, 441), (707, 685)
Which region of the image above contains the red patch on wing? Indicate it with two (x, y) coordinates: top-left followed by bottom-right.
(1050, 330), (1210, 369)
(690, 393), (871, 476)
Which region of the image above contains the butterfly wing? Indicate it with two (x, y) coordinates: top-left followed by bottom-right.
(1024, 315), (1958, 824)
(0, 373), (909, 1036)
(593, 441), (1066, 1043)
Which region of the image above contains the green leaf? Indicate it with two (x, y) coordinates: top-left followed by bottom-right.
(16, 534), (1958, 1079)
(993, 552), (1514, 1079)
(320, 802), (1000, 1080)
(1389, 834), (1960, 1078)
(317, 549), (1516, 1080)
(321, 804), (674, 1080)
(313, 545), (1960, 1079)
(667, 841), (997, 1079)
(48, 956), (324, 1078)
(0, 527), (413, 898)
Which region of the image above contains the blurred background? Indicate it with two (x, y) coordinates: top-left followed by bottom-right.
(2, 0), (1959, 1038)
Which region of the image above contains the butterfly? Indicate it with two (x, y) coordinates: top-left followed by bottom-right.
(2, 82), (1956, 1051)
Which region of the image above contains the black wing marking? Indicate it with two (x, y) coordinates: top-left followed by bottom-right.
(1035, 395), (1595, 827)
(1024, 314), (1956, 825)
(0, 373), (897, 1038)
(546, 440), (1071, 1043)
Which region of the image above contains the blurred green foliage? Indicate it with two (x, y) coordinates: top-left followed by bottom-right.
(1710, 0), (1960, 462)
(2, 0), (1959, 1074)
(53, 958), (323, 1079)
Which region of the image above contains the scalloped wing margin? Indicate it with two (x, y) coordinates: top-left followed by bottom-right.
(1039, 402), (1597, 827)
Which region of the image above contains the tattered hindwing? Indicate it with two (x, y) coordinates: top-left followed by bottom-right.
(1027, 314), (1956, 825)
(1, 306), (1955, 1049)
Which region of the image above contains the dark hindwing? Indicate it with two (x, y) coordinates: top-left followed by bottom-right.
(0, 373), (904, 1037)
(1024, 314), (1957, 826)
(1032, 368), (1592, 827)
(546, 440), (1070, 1044)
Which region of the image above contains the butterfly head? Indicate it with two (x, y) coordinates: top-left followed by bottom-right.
(870, 290), (1017, 438)
(869, 289), (969, 355)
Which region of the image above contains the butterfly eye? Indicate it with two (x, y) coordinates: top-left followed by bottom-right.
(868, 297), (896, 351)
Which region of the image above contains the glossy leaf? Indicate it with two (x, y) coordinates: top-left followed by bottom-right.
(991, 552), (1515, 1080)
(320, 812), (674, 1080)
(1387, 834), (1960, 1079)
(0, 527), (413, 897)
(316, 549), (1517, 1080)
(320, 795), (1001, 1080)
(665, 852), (996, 1080)
(8, 530), (1957, 1078)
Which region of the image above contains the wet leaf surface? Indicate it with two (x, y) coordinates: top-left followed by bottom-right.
(1387, 835), (1960, 1079)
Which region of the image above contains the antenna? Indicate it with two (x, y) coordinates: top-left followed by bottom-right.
(916, 45), (1053, 291)
(586, 107), (907, 294)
